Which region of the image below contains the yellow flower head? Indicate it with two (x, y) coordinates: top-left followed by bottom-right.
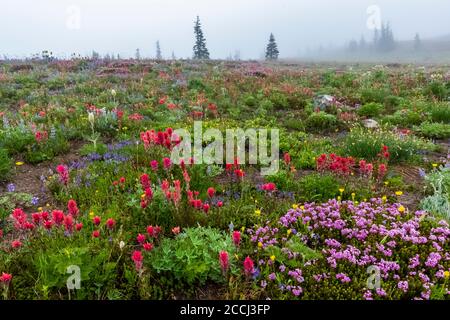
(444, 271), (450, 278)
(339, 188), (345, 194)
(395, 191), (403, 196)
(382, 195), (387, 202)
(38, 207), (43, 212)
(337, 196), (342, 201)
(255, 209), (261, 216)
(432, 163), (438, 168)
(292, 204), (299, 209)
(270, 255), (276, 261)
(398, 205), (406, 213)
(89, 211), (94, 218)
(15, 161), (24, 166)
(300, 205), (305, 210)
(258, 242), (263, 248)
(287, 229), (292, 236)
(384, 181), (390, 186)
(351, 192), (356, 197)
(241, 226), (245, 232)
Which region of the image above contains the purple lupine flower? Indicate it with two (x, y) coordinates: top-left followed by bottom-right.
(7, 183), (15, 192)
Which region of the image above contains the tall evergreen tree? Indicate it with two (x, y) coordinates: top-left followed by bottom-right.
(414, 33), (422, 51)
(135, 48), (140, 60)
(265, 33), (279, 60)
(156, 41), (162, 60)
(193, 16), (210, 59)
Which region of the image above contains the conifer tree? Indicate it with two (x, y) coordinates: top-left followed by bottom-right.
(414, 33), (422, 51)
(156, 41), (162, 60)
(265, 33), (279, 60)
(193, 16), (210, 59)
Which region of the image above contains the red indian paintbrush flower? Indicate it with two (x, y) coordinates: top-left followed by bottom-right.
(92, 216), (101, 226)
(106, 218), (116, 230)
(56, 165), (69, 186)
(136, 233), (146, 244)
(132, 250), (143, 271)
(143, 242), (153, 252)
(243, 256), (254, 276)
(219, 251), (229, 273)
(0, 273), (12, 284)
(67, 199), (79, 217)
(207, 187), (215, 198)
(92, 230), (100, 238)
(11, 240), (22, 248)
(284, 153), (291, 165)
(232, 231), (241, 247)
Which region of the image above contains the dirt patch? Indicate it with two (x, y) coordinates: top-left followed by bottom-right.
(1, 141), (85, 209)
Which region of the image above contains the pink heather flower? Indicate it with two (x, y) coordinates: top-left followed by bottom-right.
(219, 251), (229, 273)
(292, 287), (302, 296)
(243, 256), (254, 276)
(336, 273), (351, 283)
(398, 280), (409, 293)
(232, 231), (241, 247)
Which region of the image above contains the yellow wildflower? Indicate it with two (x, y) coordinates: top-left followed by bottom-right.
(287, 229), (292, 236)
(15, 161), (24, 166)
(270, 255), (276, 261)
(382, 195), (387, 203)
(255, 209), (261, 216)
(395, 191), (403, 196)
(398, 205), (405, 213)
(432, 163), (438, 168)
(339, 188), (345, 194)
(444, 271), (450, 278)
(258, 242), (263, 248)
(292, 204), (298, 209)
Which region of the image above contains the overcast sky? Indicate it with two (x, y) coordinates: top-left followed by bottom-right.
(1, 0), (450, 59)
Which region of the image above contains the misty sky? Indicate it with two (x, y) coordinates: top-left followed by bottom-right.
(1, 0), (450, 59)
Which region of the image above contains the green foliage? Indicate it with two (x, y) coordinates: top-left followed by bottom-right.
(429, 103), (450, 123)
(0, 148), (12, 181)
(148, 227), (236, 288)
(414, 122), (450, 139)
(420, 167), (450, 221)
(342, 127), (431, 163)
(305, 112), (338, 132)
(424, 82), (448, 100)
(297, 173), (340, 202)
(357, 102), (384, 118)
